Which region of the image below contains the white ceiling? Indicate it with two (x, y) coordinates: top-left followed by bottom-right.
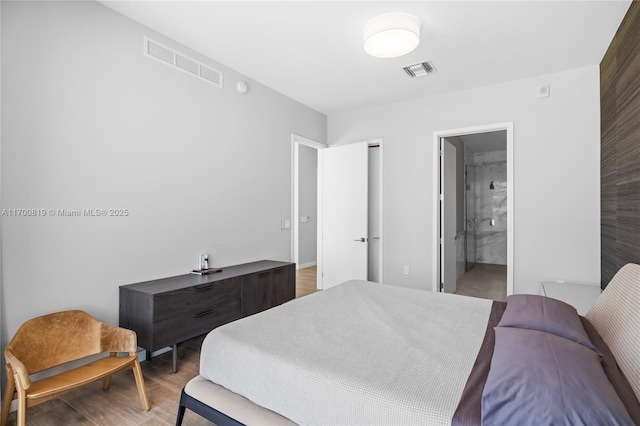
(100, 1), (630, 115)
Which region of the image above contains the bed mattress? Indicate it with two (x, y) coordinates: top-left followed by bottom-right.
(200, 280), (493, 425)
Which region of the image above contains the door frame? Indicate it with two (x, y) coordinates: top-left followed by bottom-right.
(432, 122), (514, 295)
(368, 140), (384, 283)
(291, 133), (326, 278)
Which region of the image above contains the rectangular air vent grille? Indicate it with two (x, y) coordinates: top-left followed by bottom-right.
(403, 60), (437, 78)
(176, 54), (199, 75)
(199, 65), (223, 86)
(144, 37), (223, 88)
(147, 40), (174, 64)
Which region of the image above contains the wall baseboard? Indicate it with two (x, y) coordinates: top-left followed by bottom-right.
(297, 261), (317, 270)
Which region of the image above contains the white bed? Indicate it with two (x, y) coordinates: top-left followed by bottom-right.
(176, 264), (640, 426)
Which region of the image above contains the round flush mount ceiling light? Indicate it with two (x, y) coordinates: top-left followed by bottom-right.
(363, 13), (421, 58)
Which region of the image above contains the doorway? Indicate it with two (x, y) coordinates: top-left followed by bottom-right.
(292, 136), (383, 292)
(314, 140), (383, 290)
(292, 134), (326, 295)
(433, 123), (514, 299)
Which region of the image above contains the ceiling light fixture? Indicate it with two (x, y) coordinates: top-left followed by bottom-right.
(363, 13), (421, 58)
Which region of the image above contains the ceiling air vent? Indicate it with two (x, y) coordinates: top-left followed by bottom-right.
(143, 37), (223, 88)
(403, 61), (437, 78)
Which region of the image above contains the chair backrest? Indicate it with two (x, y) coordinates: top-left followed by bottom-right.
(586, 263), (640, 402)
(5, 310), (103, 375)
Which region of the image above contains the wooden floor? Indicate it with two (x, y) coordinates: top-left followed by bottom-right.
(4, 272), (319, 426)
(455, 263), (507, 302)
(296, 265), (318, 298)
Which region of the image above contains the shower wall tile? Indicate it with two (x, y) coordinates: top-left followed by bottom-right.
(468, 150), (507, 265)
(475, 231), (507, 265)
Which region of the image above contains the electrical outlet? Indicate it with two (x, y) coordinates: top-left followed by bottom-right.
(403, 266), (410, 275)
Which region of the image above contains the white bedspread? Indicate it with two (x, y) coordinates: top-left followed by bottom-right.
(200, 280), (492, 425)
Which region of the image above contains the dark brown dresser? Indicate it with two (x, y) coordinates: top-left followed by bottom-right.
(119, 260), (295, 372)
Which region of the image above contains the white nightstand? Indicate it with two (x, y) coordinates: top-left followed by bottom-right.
(540, 281), (602, 315)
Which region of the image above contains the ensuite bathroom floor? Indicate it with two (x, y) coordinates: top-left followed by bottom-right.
(455, 263), (507, 302)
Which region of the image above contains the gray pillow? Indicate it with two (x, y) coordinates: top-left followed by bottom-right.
(497, 294), (600, 354)
(482, 327), (633, 425)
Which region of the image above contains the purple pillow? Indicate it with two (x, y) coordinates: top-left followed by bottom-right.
(482, 327), (633, 425)
(497, 294), (600, 354)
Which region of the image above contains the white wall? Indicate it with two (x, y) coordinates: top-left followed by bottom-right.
(0, 1), (325, 342)
(328, 66), (601, 294)
(298, 144), (317, 267)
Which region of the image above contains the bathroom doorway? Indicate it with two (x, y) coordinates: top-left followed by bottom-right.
(433, 123), (513, 301)
(457, 131), (508, 301)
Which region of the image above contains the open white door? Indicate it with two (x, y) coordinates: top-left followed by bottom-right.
(320, 142), (368, 289)
(441, 139), (457, 293)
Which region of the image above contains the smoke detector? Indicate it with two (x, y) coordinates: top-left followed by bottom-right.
(403, 61), (437, 77)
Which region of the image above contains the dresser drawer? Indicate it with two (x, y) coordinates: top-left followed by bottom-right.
(153, 278), (241, 322)
(152, 300), (241, 349)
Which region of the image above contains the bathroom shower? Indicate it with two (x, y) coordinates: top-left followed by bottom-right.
(464, 150), (508, 271)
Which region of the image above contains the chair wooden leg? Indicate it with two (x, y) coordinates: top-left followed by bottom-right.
(0, 369), (15, 426)
(102, 375), (113, 391)
(132, 359), (151, 411)
(102, 352), (117, 390)
(15, 388), (27, 426)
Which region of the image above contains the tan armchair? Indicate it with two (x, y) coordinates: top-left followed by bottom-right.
(1, 310), (150, 426)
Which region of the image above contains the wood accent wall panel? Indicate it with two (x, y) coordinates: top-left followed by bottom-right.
(601, 32), (618, 287)
(601, 1), (640, 288)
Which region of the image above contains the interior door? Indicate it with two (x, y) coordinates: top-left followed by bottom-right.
(441, 139), (457, 293)
(320, 142), (368, 289)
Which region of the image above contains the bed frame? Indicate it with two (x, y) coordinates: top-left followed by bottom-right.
(176, 388), (242, 426)
(176, 375), (294, 426)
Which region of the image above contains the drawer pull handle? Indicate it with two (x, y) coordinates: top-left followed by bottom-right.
(194, 309), (214, 318)
(194, 284), (213, 291)
(273, 268), (285, 272)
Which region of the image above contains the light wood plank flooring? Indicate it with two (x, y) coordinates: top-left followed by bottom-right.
(4, 274), (319, 426)
(296, 265), (319, 298)
(455, 263), (507, 302)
